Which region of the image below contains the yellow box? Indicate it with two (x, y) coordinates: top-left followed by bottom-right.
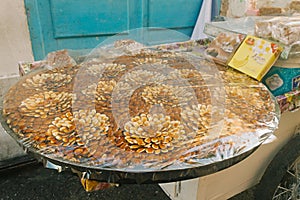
(227, 35), (282, 81)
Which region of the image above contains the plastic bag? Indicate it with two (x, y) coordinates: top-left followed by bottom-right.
(220, 0), (298, 17)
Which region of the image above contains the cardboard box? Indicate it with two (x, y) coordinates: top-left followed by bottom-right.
(228, 35), (282, 81)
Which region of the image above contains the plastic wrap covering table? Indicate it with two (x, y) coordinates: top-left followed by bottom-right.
(0, 40), (279, 184)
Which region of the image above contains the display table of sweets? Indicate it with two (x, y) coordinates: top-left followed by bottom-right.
(18, 42), (300, 115)
(204, 16), (300, 60)
(1, 40), (279, 186)
(203, 17), (300, 111)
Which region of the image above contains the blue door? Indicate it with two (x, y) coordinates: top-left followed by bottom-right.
(25, 0), (203, 60)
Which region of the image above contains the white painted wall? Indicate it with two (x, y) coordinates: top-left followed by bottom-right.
(0, 1), (33, 161)
(0, 0), (33, 77)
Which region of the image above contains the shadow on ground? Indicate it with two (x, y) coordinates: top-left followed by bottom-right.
(0, 163), (171, 200)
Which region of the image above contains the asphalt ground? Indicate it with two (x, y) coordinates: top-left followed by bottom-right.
(0, 160), (254, 200)
(0, 162), (171, 200)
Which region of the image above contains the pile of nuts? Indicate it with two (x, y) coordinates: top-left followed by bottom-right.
(120, 113), (185, 154)
(22, 73), (72, 90)
(19, 91), (73, 118)
(33, 109), (110, 159)
(95, 80), (117, 102)
(141, 84), (181, 106)
(122, 69), (166, 86)
(181, 104), (212, 135)
(132, 57), (168, 66)
(86, 63), (126, 78)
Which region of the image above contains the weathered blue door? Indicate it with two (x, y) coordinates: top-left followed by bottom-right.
(25, 0), (203, 60)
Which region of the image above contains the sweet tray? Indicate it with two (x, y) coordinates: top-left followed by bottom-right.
(0, 40), (279, 183)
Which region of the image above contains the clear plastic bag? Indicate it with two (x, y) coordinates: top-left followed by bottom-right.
(204, 16), (300, 59)
(255, 16), (300, 44)
(220, 0), (297, 17)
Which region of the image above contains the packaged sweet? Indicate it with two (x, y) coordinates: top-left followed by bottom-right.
(204, 32), (245, 66)
(227, 35), (282, 81)
(256, 0), (292, 16)
(289, 0), (300, 13)
(18, 50), (77, 76)
(272, 21), (300, 45)
(255, 16), (300, 45)
(220, 0), (294, 17)
(276, 90), (300, 112)
(258, 7), (283, 16)
(254, 17), (287, 39)
(18, 61), (47, 76)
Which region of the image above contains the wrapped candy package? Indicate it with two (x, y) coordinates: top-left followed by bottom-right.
(0, 39), (280, 183)
(220, 0), (296, 18)
(204, 32), (245, 66)
(204, 16), (300, 59)
(255, 16), (300, 46)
